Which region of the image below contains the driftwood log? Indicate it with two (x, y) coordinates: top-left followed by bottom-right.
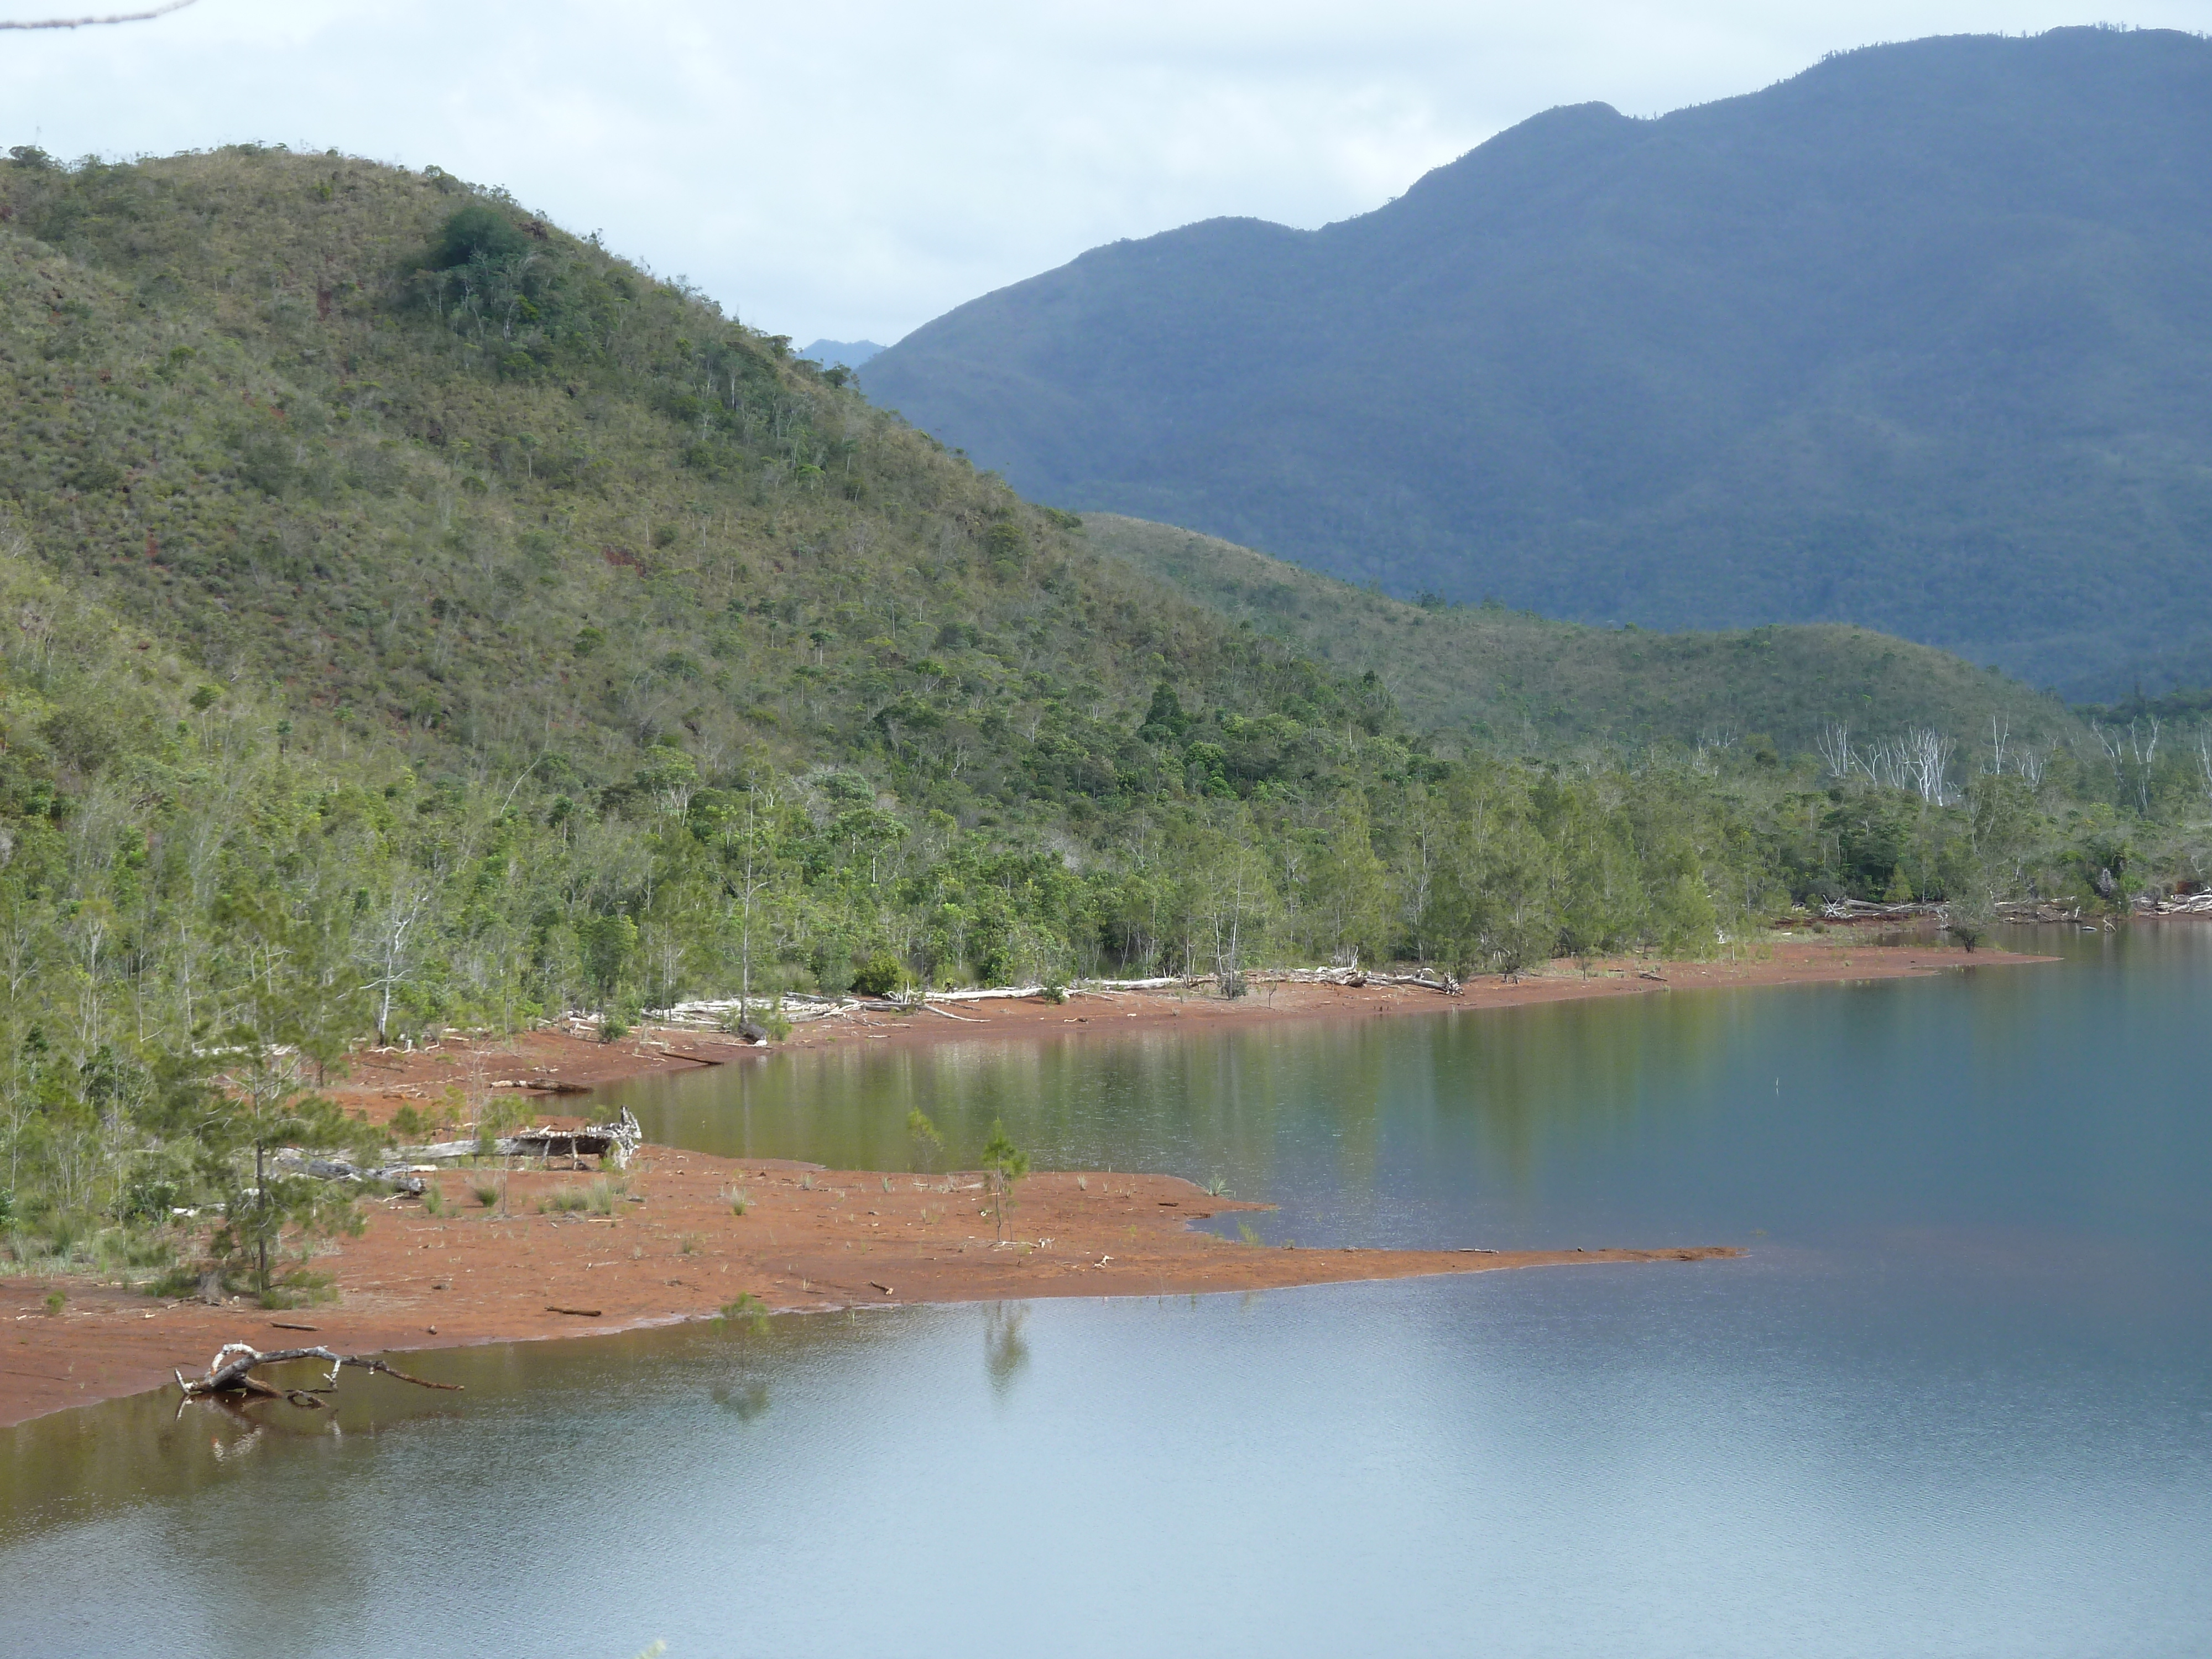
(176, 1342), (463, 1407)
(392, 1107), (644, 1170)
(644, 967), (1465, 1030)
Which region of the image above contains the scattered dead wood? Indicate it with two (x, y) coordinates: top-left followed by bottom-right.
(176, 1342), (462, 1406)
(397, 1107), (644, 1170)
(2141, 891), (2212, 916)
(1997, 899), (2084, 922)
(545, 1305), (602, 1317)
(1822, 899), (1945, 920)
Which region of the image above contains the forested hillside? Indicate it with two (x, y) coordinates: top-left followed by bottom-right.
(865, 28), (2212, 699)
(1084, 515), (2076, 755)
(1, 144), (2206, 1287)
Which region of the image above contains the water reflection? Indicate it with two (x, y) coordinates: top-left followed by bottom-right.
(607, 987), (1749, 1240)
(983, 1303), (1030, 1398)
(7, 926), (2212, 1658)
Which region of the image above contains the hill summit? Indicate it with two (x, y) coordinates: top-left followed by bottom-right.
(864, 28), (2212, 699)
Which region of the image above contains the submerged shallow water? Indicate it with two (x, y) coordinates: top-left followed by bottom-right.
(7, 928), (2211, 1657)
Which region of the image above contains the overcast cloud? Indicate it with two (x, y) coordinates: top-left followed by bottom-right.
(2, 2), (2204, 343)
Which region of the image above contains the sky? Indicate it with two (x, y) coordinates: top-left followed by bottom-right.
(2, 2), (2206, 345)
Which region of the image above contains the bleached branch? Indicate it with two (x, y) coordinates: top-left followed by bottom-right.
(0, 0), (195, 28)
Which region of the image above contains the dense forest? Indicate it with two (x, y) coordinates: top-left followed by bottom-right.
(1, 144), (2209, 1293)
(866, 28), (2212, 700)
(1083, 514), (2074, 754)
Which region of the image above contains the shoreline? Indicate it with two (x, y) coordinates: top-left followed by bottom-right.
(1, 937), (2043, 1431)
(2, 1154), (1741, 1430)
(324, 935), (2054, 1103)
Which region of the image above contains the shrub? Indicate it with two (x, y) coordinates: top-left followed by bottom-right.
(431, 204), (529, 270)
(851, 951), (902, 999)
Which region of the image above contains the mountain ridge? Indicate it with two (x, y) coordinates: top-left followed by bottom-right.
(1081, 512), (2079, 757)
(864, 27), (2212, 698)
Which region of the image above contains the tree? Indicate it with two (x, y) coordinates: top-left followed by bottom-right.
(979, 1119), (1027, 1240)
(200, 896), (367, 1298)
(1943, 889), (1993, 952)
(1306, 792), (1392, 967)
(1432, 768), (1560, 979)
(582, 912), (639, 1013)
(355, 875), (431, 1047)
(706, 784), (779, 1015)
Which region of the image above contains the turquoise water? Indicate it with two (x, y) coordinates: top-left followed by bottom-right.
(6, 928), (2210, 1657)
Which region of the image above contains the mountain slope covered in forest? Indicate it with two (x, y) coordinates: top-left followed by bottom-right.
(1083, 514), (2077, 755)
(2, 143), (2199, 1279)
(865, 28), (2212, 698)
(0, 144), (1388, 825)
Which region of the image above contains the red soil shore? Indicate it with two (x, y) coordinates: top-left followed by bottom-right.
(325, 934), (2051, 1102)
(0, 936), (2044, 1430)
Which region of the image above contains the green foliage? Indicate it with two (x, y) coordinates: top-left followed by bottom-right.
(865, 30), (2212, 698)
(979, 1117), (1027, 1237)
(717, 1291), (769, 1333)
(430, 203), (530, 271)
(0, 139), (2204, 1286)
(1087, 515), (2077, 758)
(906, 1108), (943, 1168)
(852, 952), (904, 999)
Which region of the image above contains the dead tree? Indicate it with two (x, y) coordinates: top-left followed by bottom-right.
(176, 1342), (462, 1407)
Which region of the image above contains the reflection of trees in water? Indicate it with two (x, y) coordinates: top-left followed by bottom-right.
(984, 1304), (1029, 1396)
(1443, 995), (1733, 1184)
(615, 990), (1744, 1206)
(711, 1382), (770, 1422)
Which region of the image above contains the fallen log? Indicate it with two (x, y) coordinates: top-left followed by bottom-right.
(176, 1342), (462, 1405)
(269, 1152), (426, 1194)
(393, 1107), (644, 1170)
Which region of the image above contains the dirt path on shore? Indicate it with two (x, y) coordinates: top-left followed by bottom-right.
(1, 936), (2043, 1429)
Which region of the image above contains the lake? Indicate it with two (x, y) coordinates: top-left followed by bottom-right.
(6, 927), (2210, 1657)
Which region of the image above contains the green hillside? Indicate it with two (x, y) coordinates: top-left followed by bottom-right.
(1, 144), (2204, 1286)
(865, 29), (2212, 699)
(0, 145), (1364, 821)
(1084, 514), (2076, 757)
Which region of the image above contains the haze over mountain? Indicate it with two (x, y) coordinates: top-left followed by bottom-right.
(865, 27), (2212, 700)
(801, 338), (884, 369)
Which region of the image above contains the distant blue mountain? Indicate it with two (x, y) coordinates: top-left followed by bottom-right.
(865, 29), (2212, 698)
(801, 338), (884, 369)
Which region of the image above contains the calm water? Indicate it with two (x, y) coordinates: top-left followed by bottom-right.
(6, 928), (2211, 1657)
